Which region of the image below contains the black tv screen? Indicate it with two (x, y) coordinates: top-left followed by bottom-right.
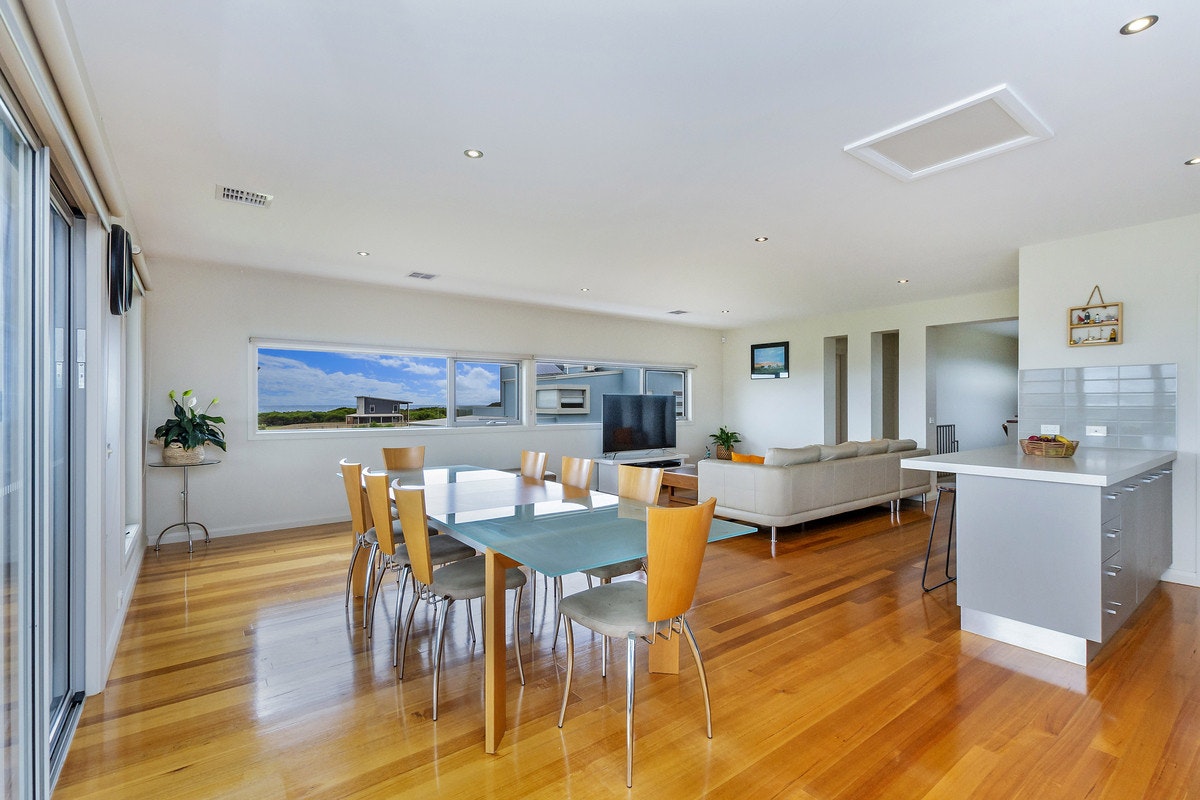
(602, 394), (676, 453)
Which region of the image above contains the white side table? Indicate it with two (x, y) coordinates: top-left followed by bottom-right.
(149, 459), (220, 553)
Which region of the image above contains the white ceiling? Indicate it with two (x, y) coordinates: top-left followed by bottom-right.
(58, 1), (1200, 328)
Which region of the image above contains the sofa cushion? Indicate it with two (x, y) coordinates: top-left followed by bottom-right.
(819, 442), (859, 461)
(763, 446), (821, 467)
(887, 438), (918, 452)
(854, 440), (889, 456)
(730, 452), (765, 463)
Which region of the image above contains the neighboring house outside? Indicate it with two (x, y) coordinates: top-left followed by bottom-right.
(345, 395), (411, 426)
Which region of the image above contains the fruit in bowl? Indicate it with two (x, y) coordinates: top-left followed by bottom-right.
(1028, 434), (1072, 443)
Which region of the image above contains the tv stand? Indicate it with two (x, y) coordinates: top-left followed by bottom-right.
(596, 452), (688, 494)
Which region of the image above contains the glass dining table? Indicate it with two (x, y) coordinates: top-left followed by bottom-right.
(385, 465), (756, 753)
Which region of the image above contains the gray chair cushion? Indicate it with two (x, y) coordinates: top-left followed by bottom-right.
(582, 558), (644, 581)
(427, 533), (477, 564)
(429, 556), (526, 601)
(764, 445), (821, 466)
(559, 581), (655, 639)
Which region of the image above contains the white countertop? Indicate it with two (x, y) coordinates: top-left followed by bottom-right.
(902, 445), (1176, 486)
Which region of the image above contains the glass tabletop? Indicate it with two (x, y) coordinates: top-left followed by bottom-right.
(393, 465), (756, 576)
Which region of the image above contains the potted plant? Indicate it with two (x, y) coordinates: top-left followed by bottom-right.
(709, 426), (741, 460)
(155, 389), (227, 465)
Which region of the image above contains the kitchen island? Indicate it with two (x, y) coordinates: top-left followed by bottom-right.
(903, 445), (1175, 664)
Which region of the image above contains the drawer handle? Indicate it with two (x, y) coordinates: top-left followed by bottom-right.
(1162, 469), (1173, 474)
(1143, 477), (1155, 483)
(1105, 531), (1120, 538)
(1105, 568), (1122, 576)
(1104, 493), (1119, 500)
(1105, 609), (1118, 615)
(1123, 486), (1138, 492)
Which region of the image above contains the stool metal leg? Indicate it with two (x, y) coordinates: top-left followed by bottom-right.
(922, 486), (956, 592)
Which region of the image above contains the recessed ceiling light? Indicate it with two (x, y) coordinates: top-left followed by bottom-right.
(1120, 15), (1158, 35)
(721, 310), (731, 314)
(356, 251), (370, 257)
(1186, 157), (1200, 166)
(464, 149), (484, 159)
(754, 237), (768, 243)
(580, 287), (590, 292)
(897, 279), (909, 284)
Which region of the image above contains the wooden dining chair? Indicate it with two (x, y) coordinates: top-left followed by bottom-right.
(394, 486), (528, 719)
(537, 457), (596, 638)
(583, 465), (663, 583)
(382, 445), (425, 470)
(557, 498), (717, 787)
(339, 459), (373, 621)
(361, 468), (476, 640)
(520, 449), (548, 479)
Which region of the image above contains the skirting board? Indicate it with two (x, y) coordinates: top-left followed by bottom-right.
(960, 607), (1102, 666)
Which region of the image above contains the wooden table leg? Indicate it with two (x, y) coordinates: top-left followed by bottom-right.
(484, 548), (519, 753)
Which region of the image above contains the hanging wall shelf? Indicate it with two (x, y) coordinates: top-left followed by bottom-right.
(1068, 285), (1122, 346)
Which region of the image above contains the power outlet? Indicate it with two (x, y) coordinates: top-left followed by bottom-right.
(1086, 425), (1108, 437)
(1040, 424), (1060, 435)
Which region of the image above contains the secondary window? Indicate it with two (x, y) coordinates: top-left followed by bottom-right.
(534, 361), (689, 425)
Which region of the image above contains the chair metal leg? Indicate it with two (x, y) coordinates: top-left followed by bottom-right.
(432, 598), (451, 720)
(551, 576), (564, 649)
(392, 565), (411, 659)
(465, 598), (476, 644)
(625, 633), (636, 788)
(366, 557), (389, 636)
(557, 619), (574, 727)
(344, 538), (363, 607)
(512, 586), (525, 686)
(601, 634), (608, 678)
(922, 487), (957, 592)
(529, 568), (537, 634)
(397, 589), (421, 674)
(362, 542), (379, 628)
(680, 617), (713, 738)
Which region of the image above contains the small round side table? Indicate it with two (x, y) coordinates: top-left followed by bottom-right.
(149, 458), (221, 553)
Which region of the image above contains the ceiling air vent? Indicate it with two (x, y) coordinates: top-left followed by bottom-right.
(667, 310), (689, 315)
(844, 85), (1052, 181)
(215, 185), (274, 207)
(408, 272), (438, 280)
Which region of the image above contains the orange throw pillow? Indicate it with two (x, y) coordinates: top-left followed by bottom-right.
(730, 452), (765, 464)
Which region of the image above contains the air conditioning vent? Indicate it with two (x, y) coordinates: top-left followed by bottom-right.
(215, 185), (274, 207)
(408, 272), (438, 280)
(668, 309), (689, 315)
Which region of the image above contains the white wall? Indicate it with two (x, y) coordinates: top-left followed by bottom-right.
(142, 260), (725, 542)
(929, 323), (1019, 452)
(1019, 212), (1200, 586)
(718, 288), (1018, 455)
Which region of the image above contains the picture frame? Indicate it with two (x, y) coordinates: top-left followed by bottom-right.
(751, 341), (789, 379)
(1067, 301), (1122, 347)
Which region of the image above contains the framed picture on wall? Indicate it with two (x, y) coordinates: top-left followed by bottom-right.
(751, 341), (789, 379)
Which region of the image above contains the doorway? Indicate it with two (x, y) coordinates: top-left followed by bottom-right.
(925, 319), (1019, 452)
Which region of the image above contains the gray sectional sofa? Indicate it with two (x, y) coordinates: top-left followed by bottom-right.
(697, 439), (935, 543)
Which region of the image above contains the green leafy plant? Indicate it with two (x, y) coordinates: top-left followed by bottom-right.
(709, 426), (742, 450)
(155, 389), (227, 451)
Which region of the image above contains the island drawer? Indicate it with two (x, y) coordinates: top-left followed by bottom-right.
(1101, 486), (1124, 525)
(1101, 523), (1122, 562)
(1101, 558), (1135, 640)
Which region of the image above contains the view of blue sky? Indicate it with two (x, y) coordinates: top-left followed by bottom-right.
(257, 348), (501, 411)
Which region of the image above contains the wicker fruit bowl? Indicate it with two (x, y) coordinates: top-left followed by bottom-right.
(1020, 438), (1078, 457)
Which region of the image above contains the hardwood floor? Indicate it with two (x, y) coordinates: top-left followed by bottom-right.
(55, 503), (1200, 798)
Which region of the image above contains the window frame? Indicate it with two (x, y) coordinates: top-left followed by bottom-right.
(249, 338), (524, 438)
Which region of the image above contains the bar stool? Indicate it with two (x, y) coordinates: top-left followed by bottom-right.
(922, 485), (956, 591)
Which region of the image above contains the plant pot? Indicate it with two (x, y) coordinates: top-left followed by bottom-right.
(163, 443), (205, 465)
(715, 445), (732, 460)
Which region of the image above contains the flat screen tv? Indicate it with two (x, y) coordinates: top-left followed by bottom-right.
(602, 394), (676, 454)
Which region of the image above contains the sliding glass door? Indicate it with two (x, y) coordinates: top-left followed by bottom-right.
(0, 89), (86, 796)
(1, 91), (36, 800)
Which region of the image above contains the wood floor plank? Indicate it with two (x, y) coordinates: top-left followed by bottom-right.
(53, 509), (1200, 798)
